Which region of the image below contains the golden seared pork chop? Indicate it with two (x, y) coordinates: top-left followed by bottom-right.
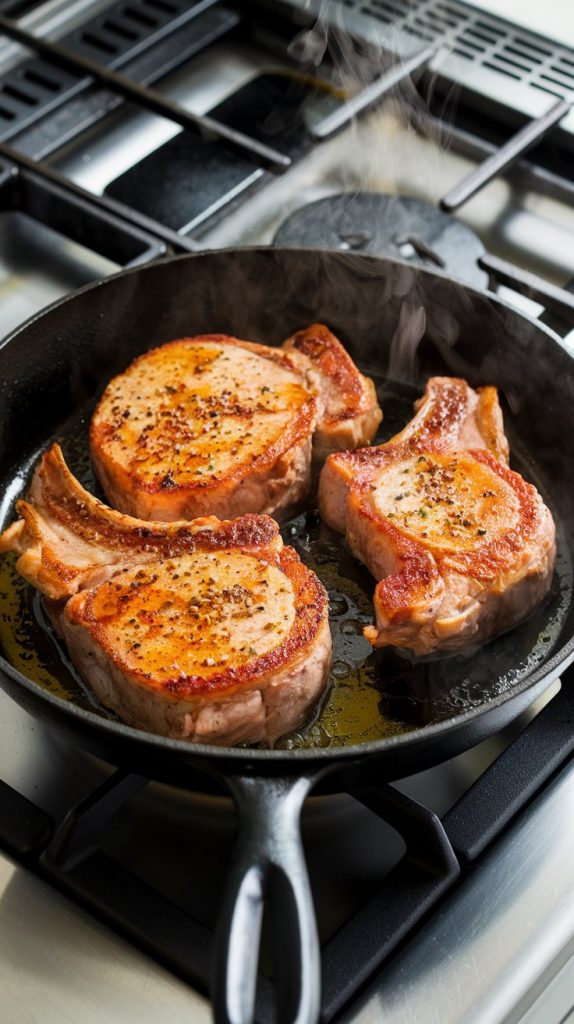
(90, 326), (381, 522)
(319, 378), (555, 656)
(0, 445), (331, 746)
(282, 323), (382, 460)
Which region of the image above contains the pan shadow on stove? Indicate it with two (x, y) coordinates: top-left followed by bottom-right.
(90, 774), (408, 974)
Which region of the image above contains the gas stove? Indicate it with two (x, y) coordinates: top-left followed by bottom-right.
(1, 2), (574, 1023)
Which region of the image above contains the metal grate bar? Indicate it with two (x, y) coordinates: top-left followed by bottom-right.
(0, 777), (53, 859)
(3, 684), (574, 1024)
(0, 12), (291, 170)
(479, 252), (574, 322)
(444, 680), (574, 862)
(319, 784), (459, 1018)
(0, 2), (231, 145)
(292, 0), (574, 129)
(0, 140), (200, 256)
(441, 96), (572, 212)
(68, 0), (219, 70)
(38, 771), (226, 1000)
(11, 6), (241, 162)
(311, 42), (439, 140)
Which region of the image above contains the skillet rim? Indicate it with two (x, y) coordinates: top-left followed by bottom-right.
(0, 245), (572, 764)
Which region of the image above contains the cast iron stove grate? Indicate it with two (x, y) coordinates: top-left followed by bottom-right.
(2, 675), (574, 1022)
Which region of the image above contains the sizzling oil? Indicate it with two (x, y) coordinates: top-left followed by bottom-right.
(277, 512), (410, 748)
(0, 553), (102, 711)
(0, 382), (572, 750)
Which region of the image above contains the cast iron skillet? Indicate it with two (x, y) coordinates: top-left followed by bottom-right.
(1, 248), (574, 1024)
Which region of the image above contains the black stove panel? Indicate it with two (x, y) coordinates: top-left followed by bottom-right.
(106, 130), (263, 232)
(104, 72), (335, 233)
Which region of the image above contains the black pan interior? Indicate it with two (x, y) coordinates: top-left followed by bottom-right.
(0, 249), (573, 767)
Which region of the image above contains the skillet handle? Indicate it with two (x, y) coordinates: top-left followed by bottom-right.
(214, 773), (320, 1024)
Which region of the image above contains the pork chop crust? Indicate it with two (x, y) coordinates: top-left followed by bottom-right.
(282, 323), (382, 458)
(1, 444), (281, 600)
(319, 377), (509, 533)
(91, 335), (317, 522)
(319, 377), (555, 655)
(91, 327), (382, 522)
(1, 445), (332, 745)
(64, 544), (326, 699)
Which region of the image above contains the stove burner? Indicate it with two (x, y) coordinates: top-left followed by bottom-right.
(274, 193), (488, 288)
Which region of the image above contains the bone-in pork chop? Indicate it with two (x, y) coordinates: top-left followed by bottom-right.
(0, 445), (331, 746)
(90, 328), (381, 522)
(282, 323), (382, 460)
(319, 378), (555, 655)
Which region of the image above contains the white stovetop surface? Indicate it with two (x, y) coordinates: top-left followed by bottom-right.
(0, 694), (211, 1024)
(0, 857), (211, 1024)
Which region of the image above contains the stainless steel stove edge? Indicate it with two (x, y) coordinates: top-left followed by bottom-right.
(276, 0), (574, 138)
(343, 757), (574, 1024)
(0, 851), (212, 1024)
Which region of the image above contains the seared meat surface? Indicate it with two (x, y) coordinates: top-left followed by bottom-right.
(1, 445), (331, 746)
(91, 327), (381, 522)
(319, 378), (555, 655)
(282, 323), (382, 460)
